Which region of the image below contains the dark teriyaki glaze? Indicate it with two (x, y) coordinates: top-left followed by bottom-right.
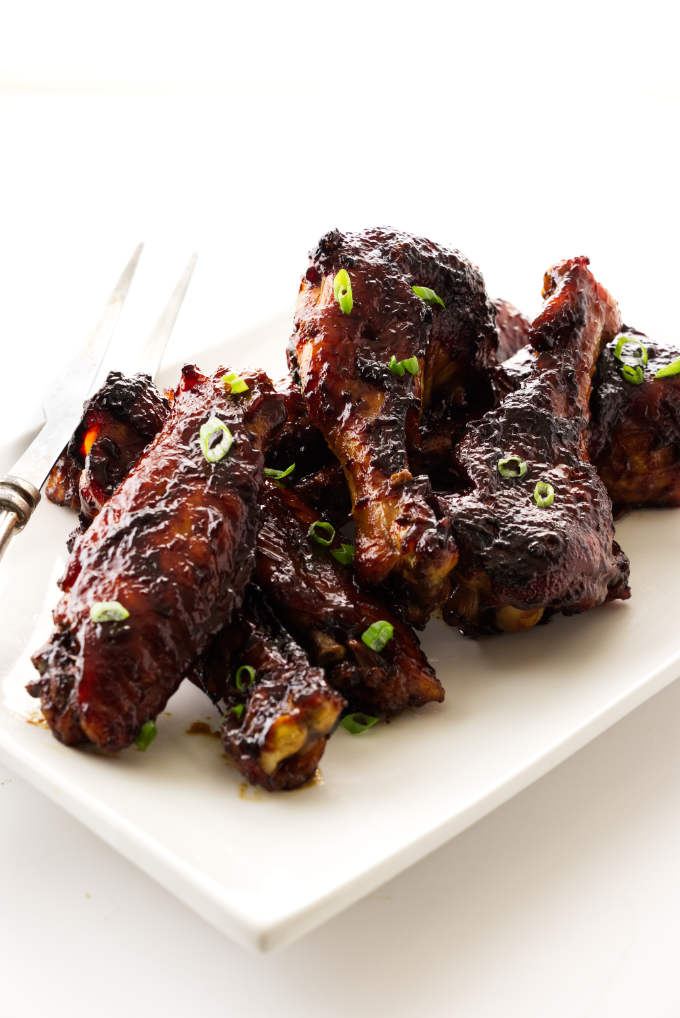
(255, 481), (443, 715)
(438, 257), (630, 636)
(589, 331), (680, 508)
(289, 227), (497, 616)
(29, 366), (285, 752)
(196, 589), (345, 791)
(46, 371), (170, 525)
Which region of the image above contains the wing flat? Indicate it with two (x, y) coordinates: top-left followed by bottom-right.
(136, 251), (198, 380)
(11, 244), (144, 490)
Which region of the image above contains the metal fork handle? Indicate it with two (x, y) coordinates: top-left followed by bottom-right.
(0, 476), (41, 563)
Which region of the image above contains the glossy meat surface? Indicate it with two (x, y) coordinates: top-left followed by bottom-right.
(494, 298), (533, 361)
(46, 371), (170, 525)
(289, 227), (498, 612)
(197, 590), (345, 790)
(255, 481), (443, 715)
(29, 366), (285, 751)
(439, 257), (630, 635)
(590, 331), (680, 507)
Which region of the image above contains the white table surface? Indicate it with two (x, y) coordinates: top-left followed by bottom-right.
(1, 19), (680, 1012)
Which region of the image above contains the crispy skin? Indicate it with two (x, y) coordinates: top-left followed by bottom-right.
(590, 331), (680, 508)
(46, 371), (170, 525)
(289, 227), (497, 611)
(197, 590), (345, 791)
(255, 481), (443, 715)
(439, 257), (630, 635)
(29, 367), (285, 752)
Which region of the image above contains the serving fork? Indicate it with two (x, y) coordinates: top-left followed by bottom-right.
(0, 246), (198, 563)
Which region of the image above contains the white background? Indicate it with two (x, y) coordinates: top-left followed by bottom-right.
(1, 2), (680, 1015)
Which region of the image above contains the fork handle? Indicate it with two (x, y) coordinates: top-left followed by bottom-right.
(0, 476), (41, 563)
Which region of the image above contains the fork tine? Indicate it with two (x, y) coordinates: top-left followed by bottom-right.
(136, 252), (199, 380)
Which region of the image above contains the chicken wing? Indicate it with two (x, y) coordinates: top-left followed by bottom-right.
(289, 227), (497, 614)
(29, 366), (285, 751)
(196, 589), (346, 790)
(439, 256), (630, 635)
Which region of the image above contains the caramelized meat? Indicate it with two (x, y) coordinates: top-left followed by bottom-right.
(29, 367), (285, 752)
(494, 298), (533, 361)
(255, 481), (443, 715)
(46, 371), (170, 525)
(289, 227), (497, 613)
(589, 331), (680, 508)
(439, 257), (630, 635)
(197, 590), (345, 791)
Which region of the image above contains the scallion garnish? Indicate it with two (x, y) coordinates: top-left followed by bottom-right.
(231, 704), (245, 720)
(90, 601), (130, 623)
(533, 481), (555, 508)
(340, 712), (379, 735)
(621, 364), (645, 385)
(330, 542), (355, 565)
(264, 463), (295, 480)
(655, 357), (680, 380)
(412, 285), (445, 309)
(497, 456), (528, 479)
(235, 665), (256, 691)
(333, 269), (353, 315)
(614, 334), (648, 366)
(361, 620), (394, 652)
(308, 520), (335, 546)
(135, 721), (157, 751)
(200, 416), (234, 463)
(222, 371), (249, 395)
(388, 354), (419, 377)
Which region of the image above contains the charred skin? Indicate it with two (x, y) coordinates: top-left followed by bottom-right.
(255, 481), (443, 716)
(46, 371), (170, 526)
(590, 331), (680, 508)
(498, 319), (680, 510)
(289, 227), (496, 612)
(29, 367), (285, 752)
(197, 591), (346, 791)
(440, 257), (630, 636)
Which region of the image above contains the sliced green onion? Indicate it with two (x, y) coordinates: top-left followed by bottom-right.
(235, 665), (256, 691)
(497, 456), (528, 479)
(333, 269), (353, 315)
(200, 416), (234, 463)
(655, 357), (680, 380)
(330, 542), (355, 565)
(388, 354), (419, 376)
(361, 620), (394, 652)
(230, 704), (245, 720)
(135, 721), (157, 751)
(614, 334), (648, 366)
(412, 285), (445, 309)
(264, 463), (295, 480)
(340, 712), (379, 735)
(533, 481), (555, 508)
(222, 371), (249, 395)
(621, 364), (645, 385)
(308, 520), (335, 546)
(90, 601), (130, 623)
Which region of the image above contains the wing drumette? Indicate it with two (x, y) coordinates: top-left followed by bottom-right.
(255, 481), (443, 715)
(289, 227), (497, 615)
(29, 366), (285, 752)
(197, 590), (346, 791)
(438, 257), (630, 635)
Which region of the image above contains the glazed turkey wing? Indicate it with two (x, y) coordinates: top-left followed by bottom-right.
(29, 366), (285, 752)
(289, 227), (497, 612)
(255, 481), (443, 716)
(439, 256), (630, 636)
(46, 370), (170, 526)
(196, 589), (346, 791)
